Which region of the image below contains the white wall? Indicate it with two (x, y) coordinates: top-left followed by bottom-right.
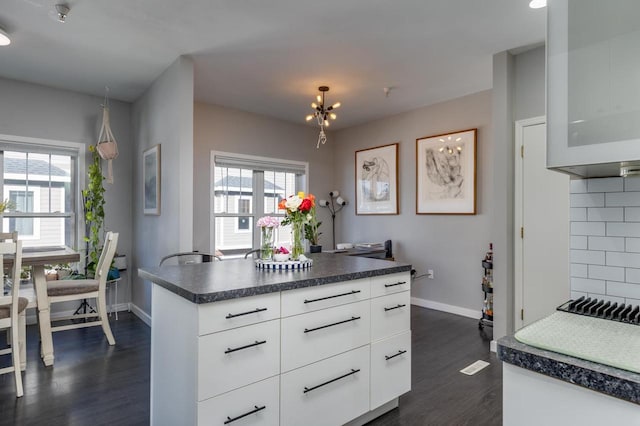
(569, 177), (640, 304)
(193, 102), (336, 252)
(0, 76), (134, 310)
(132, 57), (194, 317)
(332, 90), (493, 315)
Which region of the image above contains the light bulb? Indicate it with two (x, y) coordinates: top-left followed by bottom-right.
(0, 28), (11, 46)
(329, 190), (340, 197)
(439, 147), (444, 152)
(324, 120), (329, 127)
(305, 115), (313, 121)
(331, 102), (341, 109)
(456, 137), (462, 142)
(317, 95), (322, 104)
(336, 196), (346, 206)
(330, 113), (337, 120)
(311, 102), (317, 109)
(457, 146), (462, 151)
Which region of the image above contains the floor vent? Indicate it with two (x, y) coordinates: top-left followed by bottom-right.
(460, 360), (490, 375)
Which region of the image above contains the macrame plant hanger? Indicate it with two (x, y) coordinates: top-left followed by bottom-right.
(96, 87), (119, 184)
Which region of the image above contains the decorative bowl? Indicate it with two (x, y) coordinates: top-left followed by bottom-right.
(273, 253), (290, 262)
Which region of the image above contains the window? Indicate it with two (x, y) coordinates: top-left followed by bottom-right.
(212, 152), (308, 258)
(0, 141), (80, 249)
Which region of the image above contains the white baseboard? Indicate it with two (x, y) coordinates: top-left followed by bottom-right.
(490, 340), (497, 353)
(411, 296), (481, 320)
(130, 303), (151, 327)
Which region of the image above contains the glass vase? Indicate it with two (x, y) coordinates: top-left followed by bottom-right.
(260, 227), (274, 260)
(291, 221), (305, 260)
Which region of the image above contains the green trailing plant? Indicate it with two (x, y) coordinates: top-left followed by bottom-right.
(82, 144), (106, 277)
(304, 205), (322, 246)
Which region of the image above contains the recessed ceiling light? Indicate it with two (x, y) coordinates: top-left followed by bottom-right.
(529, 0), (547, 9)
(0, 27), (10, 46)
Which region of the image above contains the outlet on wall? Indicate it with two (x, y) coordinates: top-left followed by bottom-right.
(427, 269), (434, 279)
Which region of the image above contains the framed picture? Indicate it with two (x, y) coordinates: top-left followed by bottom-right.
(355, 143), (399, 215)
(143, 144), (161, 215)
(416, 129), (476, 215)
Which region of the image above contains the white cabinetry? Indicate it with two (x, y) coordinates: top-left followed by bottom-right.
(151, 271), (411, 426)
(547, 0), (640, 177)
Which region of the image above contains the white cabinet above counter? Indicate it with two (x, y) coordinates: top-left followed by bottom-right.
(139, 254), (412, 426)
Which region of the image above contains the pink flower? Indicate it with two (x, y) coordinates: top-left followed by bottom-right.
(256, 216), (280, 228)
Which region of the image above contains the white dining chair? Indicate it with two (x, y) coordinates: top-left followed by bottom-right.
(45, 232), (118, 347)
(0, 236), (25, 397)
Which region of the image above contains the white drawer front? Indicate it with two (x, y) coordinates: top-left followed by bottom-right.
(198, 376), (279, 426)
(370, 272), (411, 298)
(281, 300), (370, 372)
(370, 331), (411, 410)
(198, 319), (280, 400)
(371, 291), (411, 342)
(280, 279), (370, 317)
(281, 346), (370, 426)
(198, 292), (280, 336)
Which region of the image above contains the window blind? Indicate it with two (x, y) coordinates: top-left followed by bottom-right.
(213, 152), (307, 174)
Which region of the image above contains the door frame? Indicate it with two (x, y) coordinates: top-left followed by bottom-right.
(514, 116), (546, 330)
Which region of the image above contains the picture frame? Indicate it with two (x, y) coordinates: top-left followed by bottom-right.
(143, 144), (161, 215)
(416, 129), (477, 215)
(355, 143), (399, 215)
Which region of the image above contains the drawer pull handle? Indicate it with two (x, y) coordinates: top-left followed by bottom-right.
(224, 340), (267, 354)
(384, 303), (407, 312)
(304, 316), (361, 333)
(304, 290), (361, 304)
(303, 368), (360, 394)
(385, 349), (407, 361)
(384, 281), (406, 288)
(223, 405), (266, 424)
(225, 307), (267, 319)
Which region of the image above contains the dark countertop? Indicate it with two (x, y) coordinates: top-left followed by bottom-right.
(498, 335), (640, 405)
(138, 252), (411, 304)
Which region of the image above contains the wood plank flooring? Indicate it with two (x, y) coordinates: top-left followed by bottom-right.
(0, 306), (501, 425)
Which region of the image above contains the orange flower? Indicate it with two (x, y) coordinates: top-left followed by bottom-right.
(278, 199), (287, 210)
(308, 193), (316, 207)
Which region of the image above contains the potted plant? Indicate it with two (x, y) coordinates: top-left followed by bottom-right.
(304, 204), (322, 253)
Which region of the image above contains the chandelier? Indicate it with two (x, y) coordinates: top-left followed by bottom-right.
(305, 86), (341, 148)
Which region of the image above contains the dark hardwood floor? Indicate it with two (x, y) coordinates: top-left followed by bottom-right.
(0, 306), (501, 425)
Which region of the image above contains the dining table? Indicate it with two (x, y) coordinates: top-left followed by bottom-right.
(5, 246), (80, 366)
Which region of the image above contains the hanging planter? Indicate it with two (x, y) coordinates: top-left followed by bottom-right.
(96, 88), (119, 184)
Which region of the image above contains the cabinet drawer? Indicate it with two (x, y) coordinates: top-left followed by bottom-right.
(198, 376), (279, 426)
(198, 320), (280, 400)
(280, 346), (370, 426)
(370, 331), (411, 410)
(281, 279), (370, 317)
(198, 292), (280, 336)
(371, 291), (411, 342)
(281, 300), (370, 372)
(370, 272), (411, 298)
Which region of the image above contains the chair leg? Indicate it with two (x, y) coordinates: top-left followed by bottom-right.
(98, 295), (115, 345)
(11, 318), (23, 397)
(19, 311), (26, 371)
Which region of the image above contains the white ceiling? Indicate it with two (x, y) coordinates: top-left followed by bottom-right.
(0, 0), (545, 129)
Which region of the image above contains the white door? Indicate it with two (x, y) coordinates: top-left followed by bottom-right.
(515, 118), (570, 329)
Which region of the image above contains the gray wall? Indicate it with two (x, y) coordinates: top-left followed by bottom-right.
(193, 102), (336, 252)
(132, 57), (194, 317)
(514, 46), (546, 121)
(0, 76), (134, 310)
(332, 90), (493, 314)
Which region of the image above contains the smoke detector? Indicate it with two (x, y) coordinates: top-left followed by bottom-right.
(55, 4), (70, 23)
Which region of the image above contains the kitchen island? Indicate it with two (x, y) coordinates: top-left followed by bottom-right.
(498, 336), (640, 425)
(139, 253), (412, 426)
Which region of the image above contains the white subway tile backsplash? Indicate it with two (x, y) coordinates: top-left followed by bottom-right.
(570, 208), (587, 221)
(626, 238), (640, 253)
(571, 222), (605, 236)
(570, 249), (605, 265)
(624, 177), (640, 192)
(606, 281), (640, 299)
(607, 222), (640, 237)
(570, 179), (640, 301)
(606, 251), (640, 268)
(570, 179), (588, 194)
(571, 263), (588, 278)
(571, 277), (606, 293)
(626, 297), (640, 306)
(587, 177), (623, 193)
(587, 207), (623, 222)
(588, 236), (625, 251)
(605, 192), (640, 207)
(626, 268), (640, 284)
(626, 208), (640, 222)
(588, 265), (625, 282)
(570, 193), (605, 208)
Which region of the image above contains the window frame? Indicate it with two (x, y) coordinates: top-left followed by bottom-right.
(0, 134), (85, 250)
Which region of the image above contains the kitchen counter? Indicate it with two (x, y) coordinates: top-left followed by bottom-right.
(498, 336), (640, 404)
(138, 252), (411, 304)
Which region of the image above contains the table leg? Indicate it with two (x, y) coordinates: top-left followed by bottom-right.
(33, 265), (54, 366)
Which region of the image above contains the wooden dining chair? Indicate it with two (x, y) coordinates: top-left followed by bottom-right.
(45, 232), (119, 347)
(0, 236), (25, 397)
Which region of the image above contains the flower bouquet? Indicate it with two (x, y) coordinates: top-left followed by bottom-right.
(279, 192), (316, 260)
(256, 216), (280, 260)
